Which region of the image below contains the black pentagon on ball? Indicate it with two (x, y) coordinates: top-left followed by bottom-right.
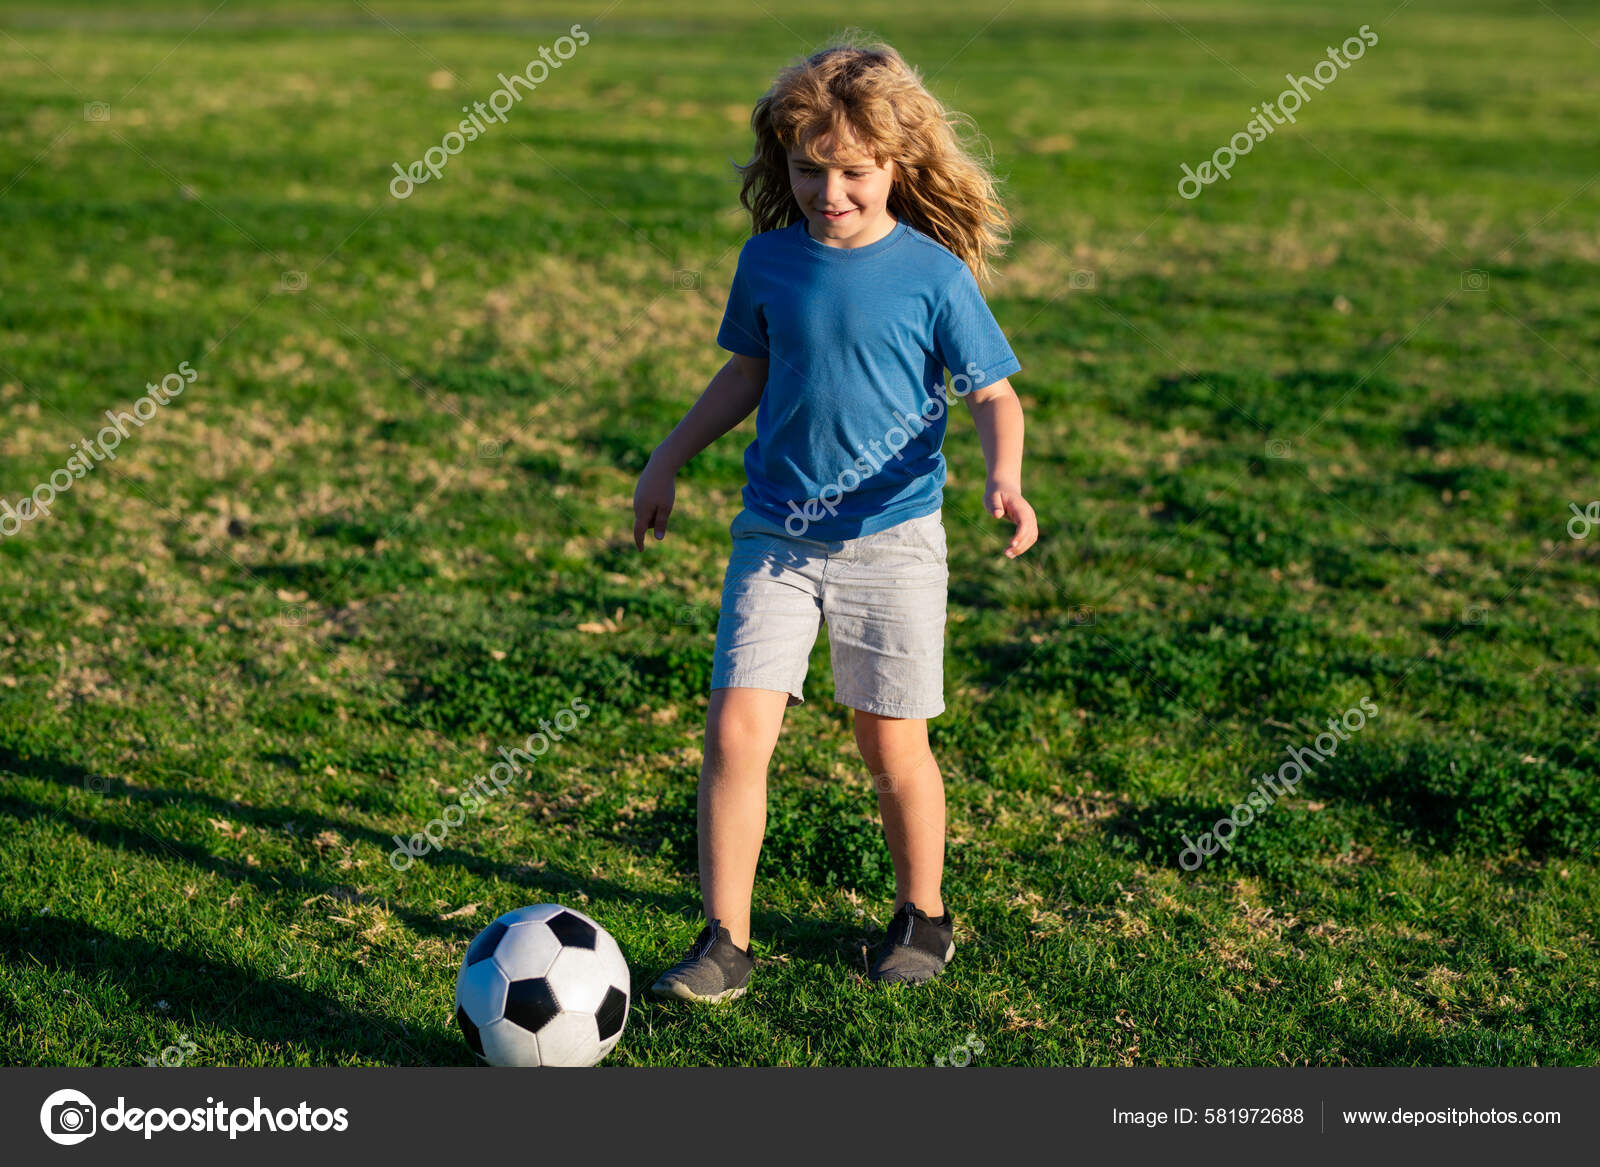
(546, 910), (596, 949)
(455, 1005), (485, 1058)
(503, 977), (562, 1034)
(465, 921), (508, 967)
(596, 985), (627, 1041)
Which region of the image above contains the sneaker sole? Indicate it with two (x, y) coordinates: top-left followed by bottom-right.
(649, 978), (749, 1004)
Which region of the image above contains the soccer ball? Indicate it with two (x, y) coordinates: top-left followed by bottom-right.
(455, 904), (631, 1067)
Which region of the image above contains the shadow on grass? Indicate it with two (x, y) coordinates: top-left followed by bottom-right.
(0, 748), (697, 938)
(4, 747), (931, 991)
(621, 780), (896, 898)
(0, 912), (468, 1066)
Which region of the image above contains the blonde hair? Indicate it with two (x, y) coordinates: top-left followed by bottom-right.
(732, 35), (1011, 287)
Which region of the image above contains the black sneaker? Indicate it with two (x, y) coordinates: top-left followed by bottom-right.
(648, 918), (754, 1003)
(868, 901), (954, 984)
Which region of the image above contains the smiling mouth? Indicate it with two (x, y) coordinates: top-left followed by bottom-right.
(820, 208), (855, 219)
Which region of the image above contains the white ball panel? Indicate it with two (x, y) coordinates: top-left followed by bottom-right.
(593, 926), (631, 992)
(454, 959), (508, 1027)
(492, 920), (563, 980)
(479, 1017), (543, 1067)
(536, 1011), (602, 1068)
(545, 946), (611, 1015)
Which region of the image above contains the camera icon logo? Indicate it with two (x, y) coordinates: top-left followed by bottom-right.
(933, 1031), (985, 1067)
(673, 270), (701, 290)
(40, 1088), (97, 1145)
(145, 1031), (199, 1067)
(1567, 501), (1599, 540)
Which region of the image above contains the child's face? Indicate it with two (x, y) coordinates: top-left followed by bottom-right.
(786, 140), (897, 248)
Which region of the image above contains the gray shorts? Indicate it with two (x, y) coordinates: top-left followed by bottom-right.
(709, 506), (948, 718)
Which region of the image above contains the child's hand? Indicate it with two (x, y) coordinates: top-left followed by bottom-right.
(633, 459), (677, 550)
(985, 479), (1037, 559)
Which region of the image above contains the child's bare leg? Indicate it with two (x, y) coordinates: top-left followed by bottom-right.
(854, 710), (945, 917)
(699, 686), (790, 950)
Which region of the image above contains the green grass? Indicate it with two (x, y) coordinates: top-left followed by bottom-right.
(1, 0), (1597, 1066)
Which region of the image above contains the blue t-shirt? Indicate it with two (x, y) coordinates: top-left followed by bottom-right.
(717, 216), (1021, 540)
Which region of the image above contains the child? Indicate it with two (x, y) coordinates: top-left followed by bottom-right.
(632, 38), (1035, 1002)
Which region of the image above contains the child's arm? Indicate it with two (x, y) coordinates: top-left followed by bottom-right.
(965, 377), (1038, 559)
(633, 353), (769, 549)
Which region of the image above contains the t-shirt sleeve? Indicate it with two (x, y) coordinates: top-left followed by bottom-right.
(931, 265), (1021, 390)
(716, 245), (769, 359)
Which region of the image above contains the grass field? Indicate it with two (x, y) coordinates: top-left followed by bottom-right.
(1, 0), (1597, 1067)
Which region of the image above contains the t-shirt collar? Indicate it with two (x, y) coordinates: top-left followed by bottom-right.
(796, 215), (908, 259)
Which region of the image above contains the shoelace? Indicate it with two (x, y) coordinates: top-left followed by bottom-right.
(688, 920), (721, 962)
